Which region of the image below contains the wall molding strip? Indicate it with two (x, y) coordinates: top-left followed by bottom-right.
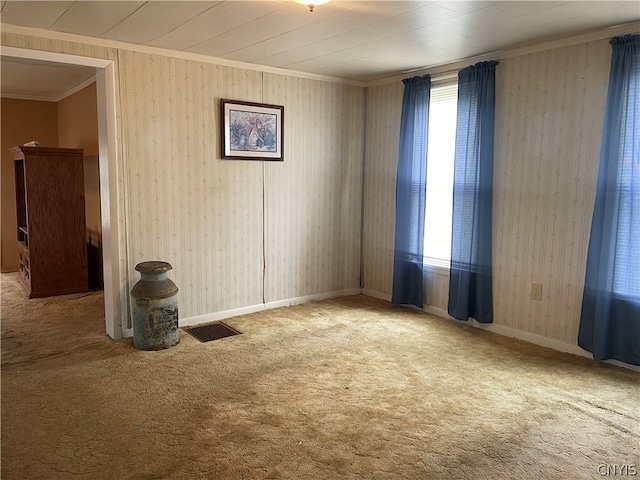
(179, 288), (362, 328)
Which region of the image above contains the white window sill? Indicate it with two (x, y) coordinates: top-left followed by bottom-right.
(422, 258), (450, 275)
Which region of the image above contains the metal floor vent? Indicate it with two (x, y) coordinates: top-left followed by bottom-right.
(184, 322), (241, 342)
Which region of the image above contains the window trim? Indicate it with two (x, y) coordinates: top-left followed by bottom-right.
(423, 259), (450, 274)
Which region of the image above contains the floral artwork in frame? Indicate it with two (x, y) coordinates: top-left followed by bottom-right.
(221, 99), (284, 161)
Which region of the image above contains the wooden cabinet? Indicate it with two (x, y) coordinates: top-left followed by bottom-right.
(12, 146), (89, 298)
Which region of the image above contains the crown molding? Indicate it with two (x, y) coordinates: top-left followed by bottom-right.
(366, 21), (640, 87)
(0, 23), (366, 87)
(1, 92), (56, 102)
(56, 74), (97, 102)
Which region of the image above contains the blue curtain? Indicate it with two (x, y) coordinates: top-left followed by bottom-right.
(448, 61), (498, 323)
(578, 35), (640, 366)
(392, 75), (431, 307)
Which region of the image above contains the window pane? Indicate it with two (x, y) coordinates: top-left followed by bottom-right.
(612, 54), (640, 298)
(424, 83), (457, 267)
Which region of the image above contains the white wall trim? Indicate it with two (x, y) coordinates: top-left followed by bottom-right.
(95, 61), (124, 340)
(1, 92), (57, 102)
(1, 24), (366, 87)
(1, 44), (109, 67)
(362, 289), (391, 302)
(366, 21), (640, 87)
(178, 288), (363, 328)
(362, 290), (640, 372)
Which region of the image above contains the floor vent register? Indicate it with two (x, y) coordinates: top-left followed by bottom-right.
(184, 322), (241, 342)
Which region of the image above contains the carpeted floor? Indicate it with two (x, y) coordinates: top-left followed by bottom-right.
(1, 272), (638, 479)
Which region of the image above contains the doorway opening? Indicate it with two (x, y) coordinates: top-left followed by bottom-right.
(1, 46), (123, 340)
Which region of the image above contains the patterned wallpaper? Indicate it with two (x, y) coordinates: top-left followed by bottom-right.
(493, 40), (609, 344)
(118, 52), (365, 320)
(363, 38), (611, 346)
(2, 32), (364, 331)
(118, 52), (365, 317)
(263, 74), (364, 302)
(362, 81), (403, 295)
(1, 29), (613, 346)
(118, 52), (267, 316)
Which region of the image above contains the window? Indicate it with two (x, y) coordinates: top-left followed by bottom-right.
(612, 53), (639, 299)
(424, 82), (458, 268)
(578, 34), (639, 365)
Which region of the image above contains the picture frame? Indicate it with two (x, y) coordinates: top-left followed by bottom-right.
(221, 99), (284, 161)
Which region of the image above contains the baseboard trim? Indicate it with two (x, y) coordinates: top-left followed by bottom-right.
(361, 289), (391, 302)
(362, 290), (640, 373)
(179, 288), (362, 328)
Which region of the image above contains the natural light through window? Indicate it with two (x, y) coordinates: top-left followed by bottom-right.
(424, 82), (457, 269)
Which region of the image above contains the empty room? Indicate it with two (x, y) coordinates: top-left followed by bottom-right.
(1, 1), (638, 479)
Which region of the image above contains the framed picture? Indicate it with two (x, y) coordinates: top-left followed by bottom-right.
(221, 99), (284, 161)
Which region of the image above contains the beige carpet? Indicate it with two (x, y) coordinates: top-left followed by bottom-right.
(1, 272), (638, 479)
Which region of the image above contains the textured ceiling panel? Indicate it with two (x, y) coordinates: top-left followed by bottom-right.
(1, 0), (638, 86)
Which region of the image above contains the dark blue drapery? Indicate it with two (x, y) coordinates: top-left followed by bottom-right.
(448, 61), (498, 323)
(578, 35), (640, 366)
(392, 75), (431, 307)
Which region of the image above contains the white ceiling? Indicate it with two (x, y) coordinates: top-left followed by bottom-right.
(1, 0), (639, 96)
(1, 56), (96, 100)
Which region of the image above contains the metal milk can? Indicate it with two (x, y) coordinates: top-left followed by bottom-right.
(130, 261), (179, 350)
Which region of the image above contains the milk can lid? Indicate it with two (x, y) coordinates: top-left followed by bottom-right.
(135, 261), (173, 274)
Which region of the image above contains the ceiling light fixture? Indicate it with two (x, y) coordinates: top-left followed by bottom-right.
(294, 0), (329, 12)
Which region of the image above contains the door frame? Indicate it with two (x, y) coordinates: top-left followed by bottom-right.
(2, 46), (124, 339)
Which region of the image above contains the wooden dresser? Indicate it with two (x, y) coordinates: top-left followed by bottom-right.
(12, 146), (89, 298)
